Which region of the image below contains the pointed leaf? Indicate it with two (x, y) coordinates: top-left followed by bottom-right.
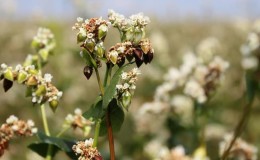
(28, 143), (60, 158)
(83, 98), (104, 121)
(99, 99), (125, 136)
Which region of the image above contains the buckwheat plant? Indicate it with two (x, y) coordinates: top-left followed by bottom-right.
(72, 10), (154, 160)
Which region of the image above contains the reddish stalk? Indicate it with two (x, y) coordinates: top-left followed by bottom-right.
(106, 109), (115, 160)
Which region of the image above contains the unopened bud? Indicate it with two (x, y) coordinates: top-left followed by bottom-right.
(134, 28), (143, 44)
(17, 72), (28, 84)
(85, 39), (95, 53)
(95, 43), (105, 58)
(122, 91), (131, 110)
(49, 100), (59, 112)
(125, 28), (134, 41)
(98, 24), (108, 40)
(77, 32), (87, 43)
(35, 85), (46, 96)
(39, 49), (49, 62)
(4, 69), (14, 81)
(109, 50), (118, 65)
(26, 76), (38, 86)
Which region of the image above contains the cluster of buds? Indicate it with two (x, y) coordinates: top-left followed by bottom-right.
(155, 44), (229, 104)
(25, 28), (56, 67)
(0, 115), (37, 157)
(64, 108), (93, 136)
(72, 138), (102, 160)
(219, 134), (258, 160)
(107, 38), (154, 67)
(116, 68), (141, 109)
(240, 20), (260, 71)
(108, 10), (150, 43)
(73, 11), (154, 80)
(0, 63), (62, 111)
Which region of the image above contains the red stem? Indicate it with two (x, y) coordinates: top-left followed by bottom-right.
(106, 108), (115, 160)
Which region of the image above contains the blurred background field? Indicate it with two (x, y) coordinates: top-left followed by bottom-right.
(1, 0), (260, 159)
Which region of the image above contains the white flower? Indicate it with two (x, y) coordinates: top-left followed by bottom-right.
(32, 96), (37, 103)
(209, 56), (230, 72)
(242, 56), (259, 70)
(75, 146), (83, 154)
(117, 46), (125, 53)
(123, 83), (130, 89)
(77, 17), (83, 23)
(74, 108), (82, 115)
(6, 115), (18, 124)
(247, 32), (259, 50)
(65, 114), (74, 123)
(1, 63), (7, 69)
(44, 73), (53, 83)
(99, 24), (108, 32)
(27, 120), (35, 127)
(184, 80), (207, 103)
(121, 72), (128, 80)
(116, 84), (123, 90)
(132, 68), (141, 75)
(11, 125), (19, 131)
(32, 128), (38, 134)
(57, 91), (63, 98)
(84, 138), (94, 147)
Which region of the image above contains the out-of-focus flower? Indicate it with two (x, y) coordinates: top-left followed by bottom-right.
(64, 108), (93, 137)
(0, 115), (37, 157)
(240, 20), (260, 71)
(72, 138), (102, 160)
(219, 133), (258, 160)
(197, 37), (220, 63)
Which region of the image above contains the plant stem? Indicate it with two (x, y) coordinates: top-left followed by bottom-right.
(56, 126), (70, 138)
(93, 119), (101, 147)
(106, 106), (115, 160)
(94, 68), (104, 95)
(94, 66), (116, 159)
(40, 104), (51, 136)
(40, 104), (53, 160)
(221, 98), (254, 160)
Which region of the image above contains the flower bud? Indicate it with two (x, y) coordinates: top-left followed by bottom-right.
(28, 69), (38, 75)
(77, 33), (87, 43)
(122, 91), (131, 110)
(85, 39), (95, 53)
(39, 49), (49, 62)
(4, 69), (14, 81)
(98, 24), (108, 40)
(125, 28), (134, 41)
(17, 72), (28, 84)
(35, 85), (46, 96)
(26, 76), (38, 86)
(134, 28), (143, 44)
(83, 66), (93, 80)
(109, 50), (118, 65)
(49, 100), (59, 112)
(95, 43), (105, 58)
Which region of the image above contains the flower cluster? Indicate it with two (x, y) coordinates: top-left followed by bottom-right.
(219, 134), (258, 160)
(28, 27), (56, 66)
(116, 68), (141, 109)
(64, 108), (93, 136)
(107, 38), (154, 67)
(72, 138), (102, 160)
(155, 49), (229, 104)
(108, 10), (150, 43)
(240, 20), (260, 71)
(0, 115), (37, 157)
(0, 64), (62, 110)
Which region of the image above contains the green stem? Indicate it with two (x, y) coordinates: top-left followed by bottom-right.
(104, 64), (112, 87)
(40, 104), (53, 160)
(40, 104), (50, 136)
(56, 126), (70, 138)
(94, 68), (104, 95)
(93, 119), (101, 147)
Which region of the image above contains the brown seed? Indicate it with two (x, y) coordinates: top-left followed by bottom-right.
(83, 66), (93, 80)
(3, 79), (13, 92)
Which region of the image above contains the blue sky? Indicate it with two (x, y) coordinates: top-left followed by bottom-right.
(1, 0), (260, 21)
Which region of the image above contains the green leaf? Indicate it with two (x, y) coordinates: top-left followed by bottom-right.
(102, 63), (131, 109)
(28, 143), (60, 158)
(81, 49), (97, 68)
(99, 99), (125, 136)
(83, 97), (105, 121)
(29, 132), (77, 159)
